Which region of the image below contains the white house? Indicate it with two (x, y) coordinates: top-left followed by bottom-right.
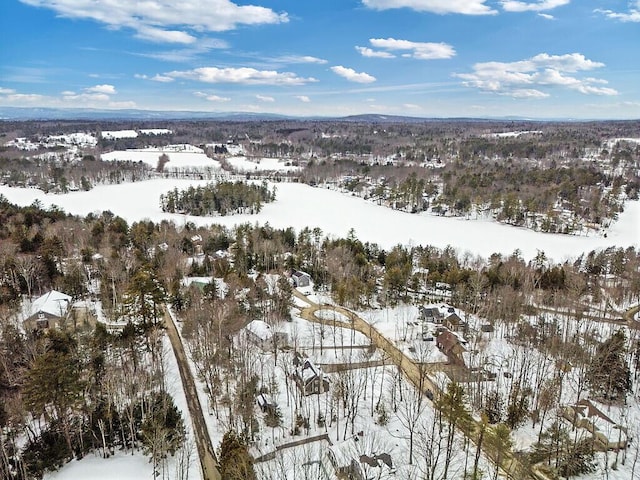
(24, 290), (72, 330)
(244, 320), (289, 351)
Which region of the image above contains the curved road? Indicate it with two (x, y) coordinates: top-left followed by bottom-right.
(164, 308), (222, 480)
(293, 290), (549, 480)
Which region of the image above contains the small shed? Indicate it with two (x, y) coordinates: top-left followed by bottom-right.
(292, 270), (311, 288)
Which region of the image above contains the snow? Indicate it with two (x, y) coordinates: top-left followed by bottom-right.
(30, 290), (72, 317)
(101, 146), (221, 170)
(483, 130), (543, 138)
(5, 133), (97, 150)
(605, 137), (640, 148)
(0, 179), (637, 262)
(43, 451), (153, 480)
(226, 156), (301, 173)
(101, 129), (138, 139)
(47, 132), (97, 147)
(246, 319), (274, 341)
(140, 128), (172, 135)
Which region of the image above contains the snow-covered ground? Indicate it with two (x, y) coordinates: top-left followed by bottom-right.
(44, 336), (200, 480)
(1, 179), (638, 262)
(483, 130), (543, 138)
(43, 452), (152, 480)
(5, 132), (97, 150)
(101, 129), (138, 139)
(101, 146), (221, 171)
(140, 128), (172, 135)
(226, 156), (300, 173)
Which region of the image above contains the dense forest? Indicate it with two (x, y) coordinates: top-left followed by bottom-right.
(159, 180), (275, 216)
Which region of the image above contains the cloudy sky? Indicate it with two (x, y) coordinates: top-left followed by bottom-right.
(1, 0), (639, 118)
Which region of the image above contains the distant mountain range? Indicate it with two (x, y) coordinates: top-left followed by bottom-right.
(0, 106), (624, 123)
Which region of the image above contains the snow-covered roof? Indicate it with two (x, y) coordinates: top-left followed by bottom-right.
(31, 290), (71, 317)
(246, 320), (273, 341)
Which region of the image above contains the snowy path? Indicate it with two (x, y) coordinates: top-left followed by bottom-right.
(164, 308), (221, 480)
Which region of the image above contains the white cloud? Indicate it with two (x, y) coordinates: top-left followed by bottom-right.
(538, 13), (555, 19)
(86, 84), (116, 94)
(0, 85), (135, 109)
(63, 92), (111, 102)
(362, 0), (496, 15)
(164, 67), (317, 85)
(1, 93), (45, 103)
(403, 103), (421, 109)
(137, 38), (230, 63)
(369, 38), (456, 60)
(501, 0), (569, 12)
(455, 52), (618, 98)
(295, 95), (311, 102)
(331, 66), (377, 83)
(356, 46), (395, 58)
(510, 89), (550, 98)
(194, 92), (231, 102)
(275, 55), (328, 64)
(134, 26), (196, 44)
(151, 74), (175, 83)
(595, 2), (640, 23)
(256, 94), (275, 102)
(19, 0), (288, 43)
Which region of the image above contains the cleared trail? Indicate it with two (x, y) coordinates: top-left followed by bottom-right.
(164, 308), (221, 480)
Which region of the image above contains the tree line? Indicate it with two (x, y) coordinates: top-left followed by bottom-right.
(160, 180), (275, 216)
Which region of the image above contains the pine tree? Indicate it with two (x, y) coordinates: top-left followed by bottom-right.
(587, 330), (631, 401)
(218, 430), (256, 480)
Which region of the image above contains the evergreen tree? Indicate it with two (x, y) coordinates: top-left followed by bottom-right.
(218, 430), (256, 480)
(587, 330), (631, 401)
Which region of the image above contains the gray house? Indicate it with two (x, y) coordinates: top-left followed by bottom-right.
(24, 290), (72, 330)
(292, 355), (330, 395)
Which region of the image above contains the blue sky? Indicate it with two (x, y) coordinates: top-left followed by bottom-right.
(1, 0), (639, 118)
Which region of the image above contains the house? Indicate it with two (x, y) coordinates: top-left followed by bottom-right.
(24, 290), (72, 330)
(325, 437), (365, 480)
(323, 435), (394, 480)
(436, 331), (467, 366)
(291, 270), (311, 288)
(444, 313), (464, 332)
(561, 399), (628, 451)
(419, 306), (443, 323)
(292, 355), (330, 395)
(244, 320), (289, 351)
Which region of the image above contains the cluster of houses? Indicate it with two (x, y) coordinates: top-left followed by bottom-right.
(419, 304), (470, 367)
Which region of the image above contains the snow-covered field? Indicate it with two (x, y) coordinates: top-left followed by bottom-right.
(483, 130), (543, 138)
(226, 156), (300, 173)
(1, 179), (637, 261)
(140, 128), (172, 135)
(5, 132), (97, 150)
(43, 452), (152, 480)
(101, 129), (138, 139)
(101, 147), (221, 170)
